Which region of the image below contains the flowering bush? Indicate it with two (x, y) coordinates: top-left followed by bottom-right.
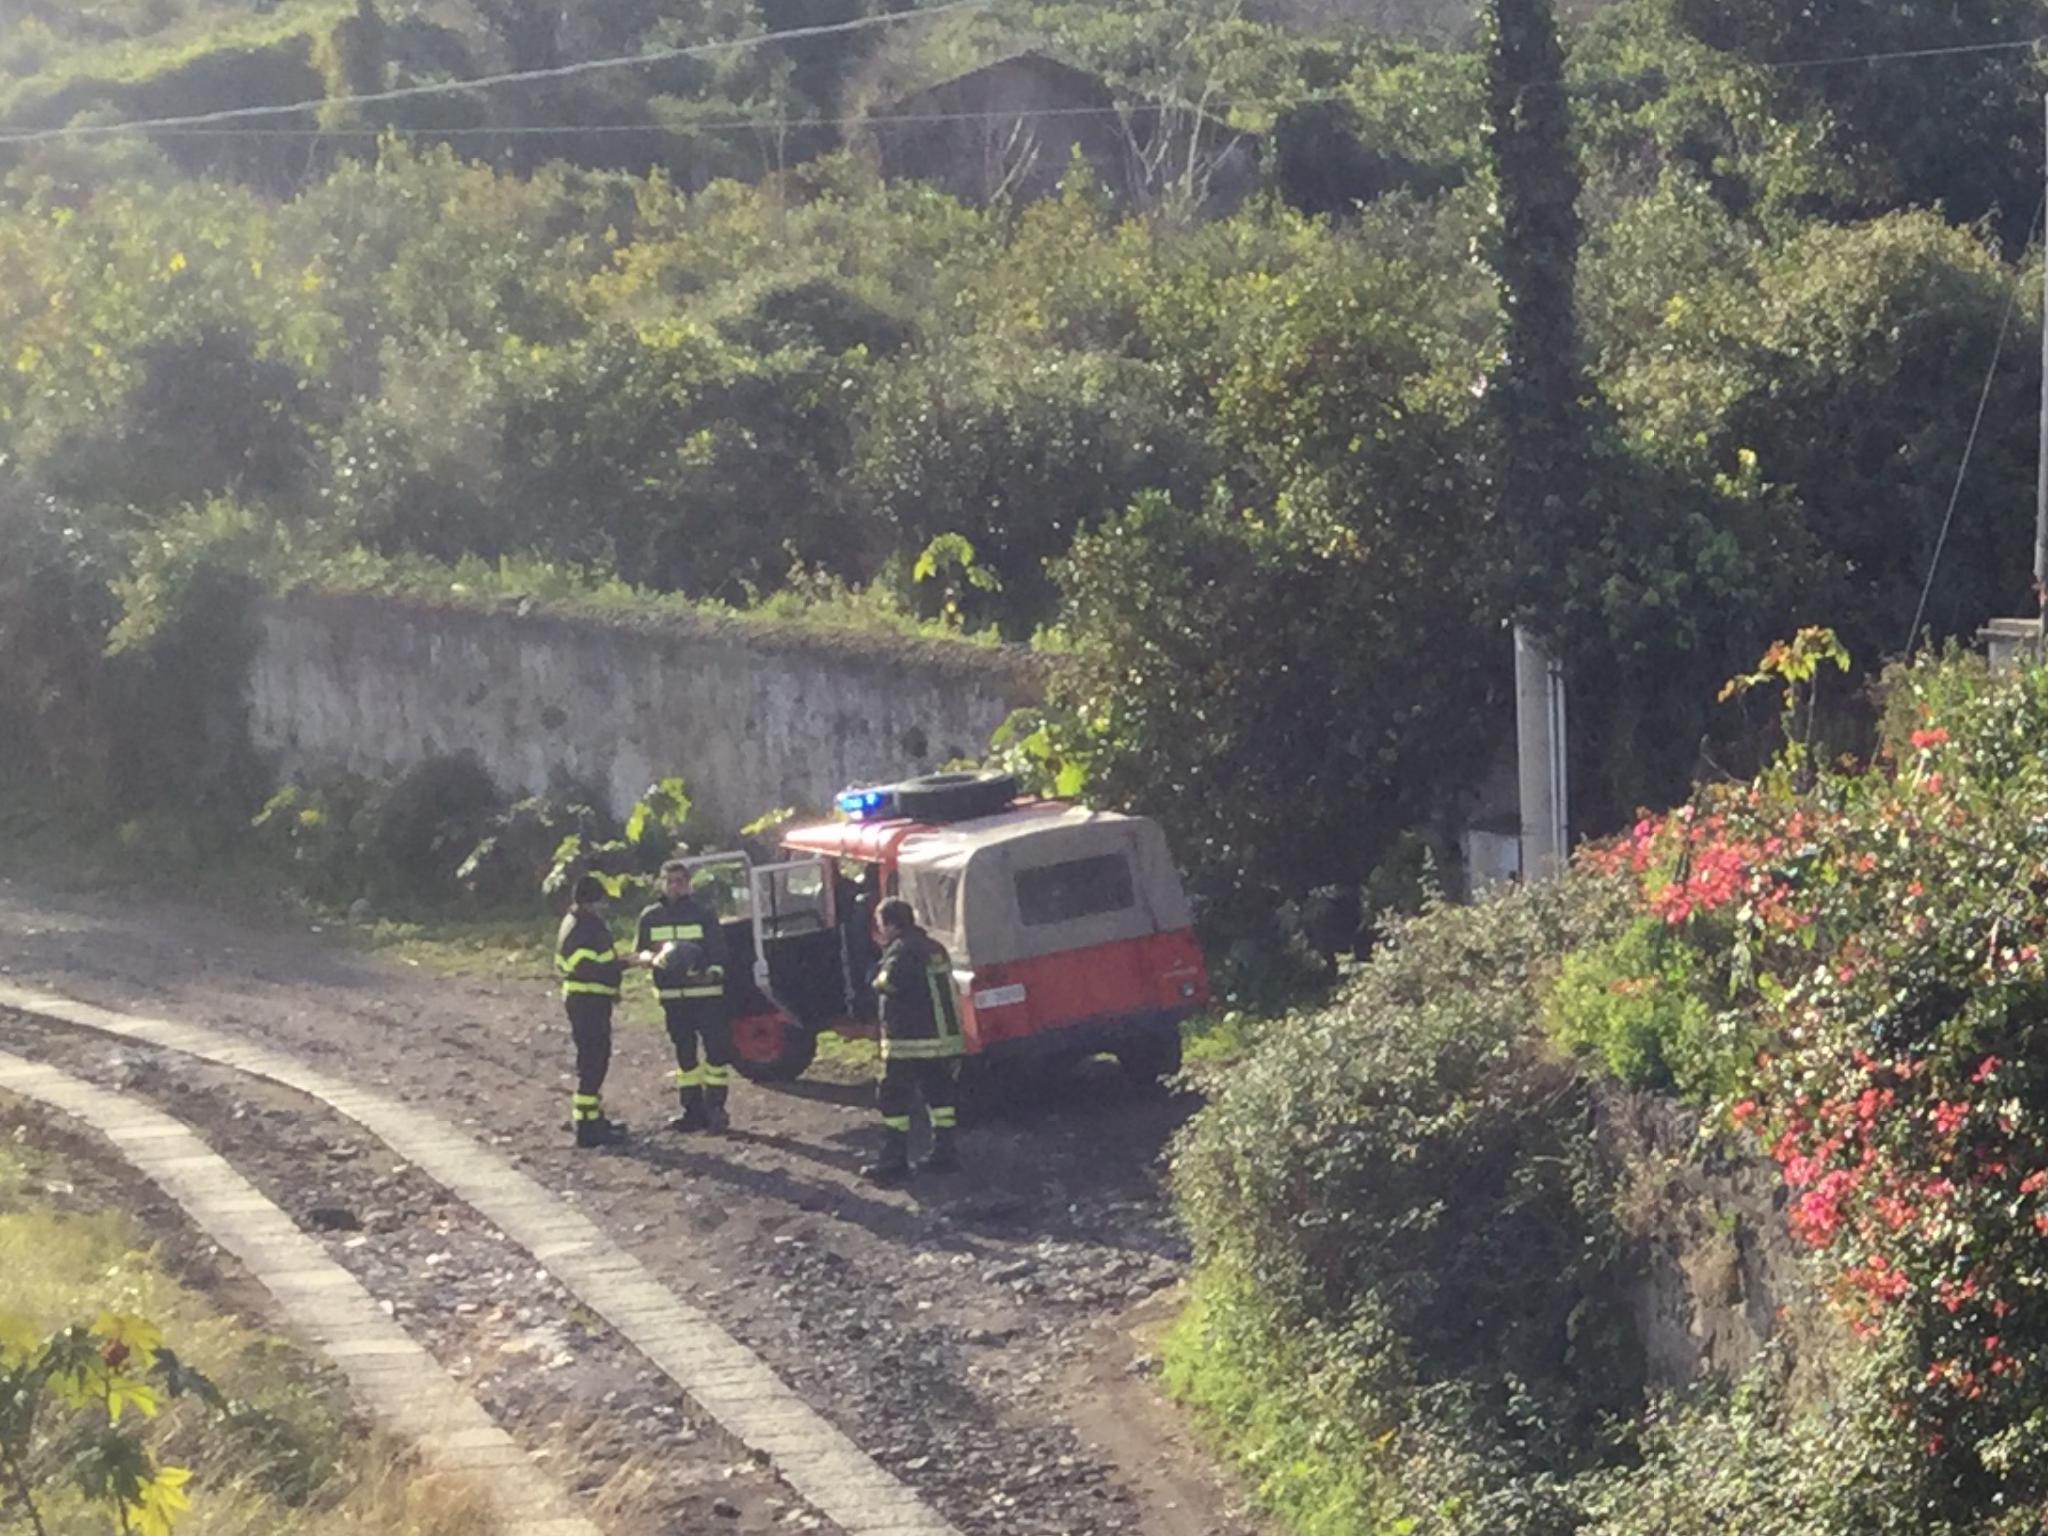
(1171, 638), (2048, 1534)
(1592, 644), (2048, 1523)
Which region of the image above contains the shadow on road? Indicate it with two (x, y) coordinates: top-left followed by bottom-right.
(753, 1075), (875, 1110)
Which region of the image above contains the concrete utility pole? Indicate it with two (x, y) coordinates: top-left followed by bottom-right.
(1983, 96), (2048, 675)
(1514, 625), (1567, 882)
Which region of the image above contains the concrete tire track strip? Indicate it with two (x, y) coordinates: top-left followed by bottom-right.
(0, 983), (962, 1536)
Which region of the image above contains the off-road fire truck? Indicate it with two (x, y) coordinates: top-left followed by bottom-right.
(671, 772), (1210, 1085)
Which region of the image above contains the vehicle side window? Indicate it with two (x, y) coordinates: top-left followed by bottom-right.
(1015, 854), (1135, 927)
(757, 860), (831, 937)
(902, 869), (960, 936)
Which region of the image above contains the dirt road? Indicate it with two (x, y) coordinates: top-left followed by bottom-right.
(0, 875), (1265, 1536)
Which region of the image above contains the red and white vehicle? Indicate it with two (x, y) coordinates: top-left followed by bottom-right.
(680, 772), (1210, 1085)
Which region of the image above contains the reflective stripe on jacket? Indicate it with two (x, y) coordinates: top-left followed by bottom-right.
(634, 894), (729, 1002)
(557, 907), (624, 998)
(874, 927), (964, 1060)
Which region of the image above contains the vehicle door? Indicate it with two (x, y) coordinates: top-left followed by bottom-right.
(746, 857), (843, 1028)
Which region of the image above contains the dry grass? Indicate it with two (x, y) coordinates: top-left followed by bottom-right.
(0, 1130), (503, 1536)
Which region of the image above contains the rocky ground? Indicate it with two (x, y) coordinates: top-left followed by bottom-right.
(0, 875), (1267, 1536)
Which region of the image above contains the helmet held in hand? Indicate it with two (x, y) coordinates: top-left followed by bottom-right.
(658, 939), (707, 975)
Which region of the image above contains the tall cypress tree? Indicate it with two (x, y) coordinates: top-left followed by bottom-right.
(1483, 0), (1598, 623)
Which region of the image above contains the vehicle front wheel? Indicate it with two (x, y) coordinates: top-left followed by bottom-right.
(730, 1012), (819, 1082)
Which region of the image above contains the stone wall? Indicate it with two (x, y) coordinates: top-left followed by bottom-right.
(247, 592), (1046, 833)
(1597, 1086), (1825, 1396)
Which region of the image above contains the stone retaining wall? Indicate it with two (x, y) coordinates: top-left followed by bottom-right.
(248, 592), (1045, 832)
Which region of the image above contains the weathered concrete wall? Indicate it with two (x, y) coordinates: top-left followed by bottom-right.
(248, 592), (1046, 833)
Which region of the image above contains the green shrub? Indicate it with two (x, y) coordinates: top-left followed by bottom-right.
(1543, 912), (1733, 1097)
(1169, 874), (1641, 1532)
(454, 794), (611, 910)
(1161, 1266), (1393, 1536)
(1576, 1344), (1928, 1536)
(366, 753), (505, 899)
(252, 754), (510, 912)
(251, 770), (385, 908)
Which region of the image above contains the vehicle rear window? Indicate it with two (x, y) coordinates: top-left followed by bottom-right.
(1015, 853), (1135, 927)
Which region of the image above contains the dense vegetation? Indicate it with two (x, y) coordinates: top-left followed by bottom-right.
(1168, 641), (2048, 1535)
(5, 0), (2044, 948)
(7, 5), (2048, 1523)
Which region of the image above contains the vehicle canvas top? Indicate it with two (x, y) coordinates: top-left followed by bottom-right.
(742, 795), (1209, 1082)
(888, 804), (1193, 967)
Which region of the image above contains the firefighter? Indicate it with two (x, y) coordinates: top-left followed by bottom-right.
(635, 858), (734, 1132)
(863, 895), (964, 1182)
(557, 873), (645, 1148)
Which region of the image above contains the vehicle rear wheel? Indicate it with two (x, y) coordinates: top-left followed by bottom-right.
(730, 1012), (819, 1082)
(1116, 1028), (1184, 1083)
(891, 770), (1020, 822)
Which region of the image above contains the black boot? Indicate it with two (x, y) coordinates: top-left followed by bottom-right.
(671, 1084), (708, 1133)
(576, 1116), (627, 1148)
(705, 1084), (731, 1133)
(860, 1128), (911, 1183)
(917, 1125), (960, 1174)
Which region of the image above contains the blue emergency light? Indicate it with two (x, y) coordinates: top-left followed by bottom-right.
(835, 786), (896, 820)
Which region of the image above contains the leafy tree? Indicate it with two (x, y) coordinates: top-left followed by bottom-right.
(1569, 0), (1860, 230)
(1571, 0), (2048, 242)
(1270, 96), (1460, 216)
(1054, 488), (1497, 925)
(45, 324), (321, 512)
(712, 274), (916, 357)
(319, 337), (527, 562)
(1723, 215), (2039, 661)
(1667, 0), (2048, 241)
(1597, 208), (2040, 673)
(853, 342), (1213, 634)
(0, 486), (122, 802)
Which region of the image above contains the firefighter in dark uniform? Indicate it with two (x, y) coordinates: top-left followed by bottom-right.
(863, 895), (964, 1182)
(557, 873), (644, 1147)
(635, 859), (734, 1133)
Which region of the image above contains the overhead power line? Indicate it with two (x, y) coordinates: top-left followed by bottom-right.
(1904, 190), (2045, 655)
(123, 100), (1155, 138)
(1, 17), (2041, 149)
(0, 0), (996, 147)
(1754, 36), (2042, 70)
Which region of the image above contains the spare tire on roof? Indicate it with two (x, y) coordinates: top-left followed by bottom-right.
(892, 770), (1020, 822)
